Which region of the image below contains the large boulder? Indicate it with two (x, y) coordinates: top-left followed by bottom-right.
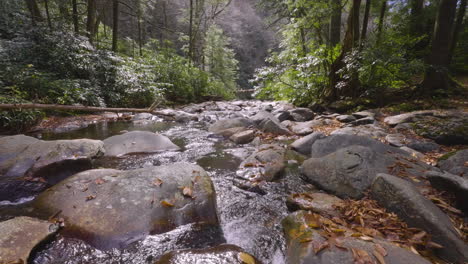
(33, 163), (220, 249)
(291, 132), (325, 155)
(288, 120), (328, 136)
(289, 108), (315, 122)
(259, 117), (291, 135)
(302, 145), (433, 199)
(0, 216), (59, 264)
(330, 125), (387, 139)
(103, 131), (180, 156)
(237, 144), (286, 182)
(286, 192), (343, 217)
(230, 130), (255, 144)
(154, 244), (260, 264)
(0, 135), (104, 201)
(209, 118), (253, 134)
(310, 134), (405, 158)
(371, 173), (468, 263)
(438, 149), (468, 177)
(282, 211), (431, 264)
(384, 110), (436, 127)
(426, 171), (468, 213)
(250, 110), (274, 125)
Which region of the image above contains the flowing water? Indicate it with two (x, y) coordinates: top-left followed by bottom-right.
(0, 102), (312, 264)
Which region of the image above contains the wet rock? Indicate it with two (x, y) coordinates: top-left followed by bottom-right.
(0, 216), (59, 264)
(350, 116), (375, 126)
(385, 134), (407, 147)
(33, 163), (220, 249)
(407, 141), (440, 153)
(237, 144), (286, 181)
(310, 134), (405, 158)
(209, 118), (253, 134)
(157, 109), (198, 122)
(259, 117), (291, 135)
(230, 130), (255, 144)
(282, 211), (431, 264)
(132, 113), (155, 121)
(336, 115), (356, 123)
(217, 127), (248, 138)
(103, 131), (180, 156)
(426, 171), (468, 213)
(154, 244), (261, 264)
(286, 192), (343, 217)
(371, 173), (468, 263)
(438, 149), (468, 177)
(289, 108), (315, 122)
(290, 132), (326, 155)
(303, 145), (433, 199)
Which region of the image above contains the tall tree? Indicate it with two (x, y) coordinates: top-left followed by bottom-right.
(329, 0), (342, 46)
(112, 0), (119, 52)
(360, 0), (371, 45)
(448, 0), (467, 64)
(25, 0), (43, 26)
(409, 0), (424, 36)
(44, 0), (52, 29)
(87, 0), (97, 43)
(72, 0), (79, 33)
(421, 0), (457, 93)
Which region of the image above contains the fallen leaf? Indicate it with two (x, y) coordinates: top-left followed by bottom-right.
(359, 236), (374, 241)
(182, 186), (194, 198)
(95, 178), (105, 185)
(373, 250), (386, 264)
(160, 200), (174, 207)
(85, 195), (96, 201)
(238, 252), (256, 264)
(374, 244), (387, 257)
(313, 241), (329, 254)
(153, 178), (163, 187)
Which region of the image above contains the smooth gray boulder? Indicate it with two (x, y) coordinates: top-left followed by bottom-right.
(289, 108), (315, 122)
(33, 163), (219, 249)
(350, 116), (375, 126)
(237, 144), (286, 181)
(132, 113), (155, 121)
(275, 111), (292, 122)
(286, 192), (343, 217)
(230, 130), (255, 144)
(154, 244), (260, 264)
(438, 149), (468, 177)
(384, 110), (435, 127)
(385, 134), (407, 147)
(371, 173), (468, 263)
(291, 132), (325, 155)
(310, 134), (405, 158)
(352, 111), (375, 119)
(209, 118), (253, 134)
(282, 210), (432, 264)
(0, 216), (59, 264)
(331, 125), (387, 138)
(426, 171), (468, 213)
(407, 141), (440, 153)
(103, 131), (180, 156)
(251, 110), (274, 125)
(302, 145), (433, 199)
(336, 115), (356, 123)
(259, 117), (291, 135)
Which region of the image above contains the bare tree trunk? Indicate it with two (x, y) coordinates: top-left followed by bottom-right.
(44, 0), (53, 29)
(72, 0), (79, 33)
(300, 27), (307, 56)
(410, 0), (424, 36)
(448, 0), (467, 64)
(376, 0), (387, 45)
(329, 0), (342, 46)
(137, 0), (143, 56)
(87, 0), (97, 43)
(25, 0), (43, 26)
(421, 0), (457, 93)
(360, 0), (371, 45)
(189, 0), (194, 61)
(112, 0), (119, 52)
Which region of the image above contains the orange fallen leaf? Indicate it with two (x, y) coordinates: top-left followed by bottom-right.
(160, 200), (174, 207)
(85, 195), (96, 201)
(373, 250), (386, 264)
(153, 178), (163, 187)
(182, 186), (194, 198)
(95, 178), (106, 185)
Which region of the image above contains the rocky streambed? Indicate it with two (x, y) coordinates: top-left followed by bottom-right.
(0, 100), (467, 264)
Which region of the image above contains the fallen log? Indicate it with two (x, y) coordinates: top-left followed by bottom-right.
(0, 103), (154, 113)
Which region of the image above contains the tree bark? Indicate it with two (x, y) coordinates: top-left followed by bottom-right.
(189, 0), (194, 61)
(448, 0), (467, 64)
(410, 0), (424, 36)
(421, 0), (457, 93)
(137, 0), (143, 56)
(329, 0), (342, 46)
(112, 0), (119, 52)
(72, 0), (79, 33)
(360, 0), (371, 45)
(25, 0), (43, 26)
(57, 0), (70, 21)
(87, 0), (97, 43)
(44, 0), (53, 29)
(376, 0), (387, 45)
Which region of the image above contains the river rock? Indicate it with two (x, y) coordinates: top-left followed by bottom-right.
(132, 113), (155, 121)
(282, 211), (431, 264)
(103, 131), (180, 156)
(290, 132), (326, 155)
(385, 134), (407, 147)
(251, 110), (274, 125)
(33, 163), (220, 249)
(302, 145), (433, 199)
(237, 144), (286, 181)
(259, 117), (291, 135)
(289, 120), (329, 136)
(384, 110), (436, 127)
(352, 111), (375, 119)
(406, 141), (440, 153)
(209, 118), (253, 134)
(438, 149), (468, 177)
(310, 134), (405, 158)
(230, 130), (255, 144)
(286, 192), (343, 217)
(0, 216), (59, 264)
(154, 244), (260, 264)
(289, 108), (315, 122)
(426, 171), (468, 213)
(336, 115), (356, 123)
(371, 173), (468, 263)
(331, 125), (387, 138)
(275, 111), (292, 122)
(350, 116), (375, 126)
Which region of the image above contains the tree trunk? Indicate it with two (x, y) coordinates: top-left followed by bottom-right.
(57, 0), (70, 21)
(410, 0), (424, 36)
(421, 0), (457, 93)
(137, 0), (143, 56)
(72, 0), (79, 33)
(189, 0), (194, 61)
(25, 0), (43, 26)
(112, 0), (119, 52)
(376, 0), (387, 45)
(329, 0), (342, 46)
(44, 0), (53, 29)
(448, 0), (467, 64)
(87, 0), (97, 43)
(327, 0), (361, 101)
(360, 0), (371, 45)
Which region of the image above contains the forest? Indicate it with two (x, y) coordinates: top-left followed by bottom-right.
(0, 1), (467, 264)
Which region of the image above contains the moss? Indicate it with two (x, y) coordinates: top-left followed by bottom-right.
(439, 151), (458, 161)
